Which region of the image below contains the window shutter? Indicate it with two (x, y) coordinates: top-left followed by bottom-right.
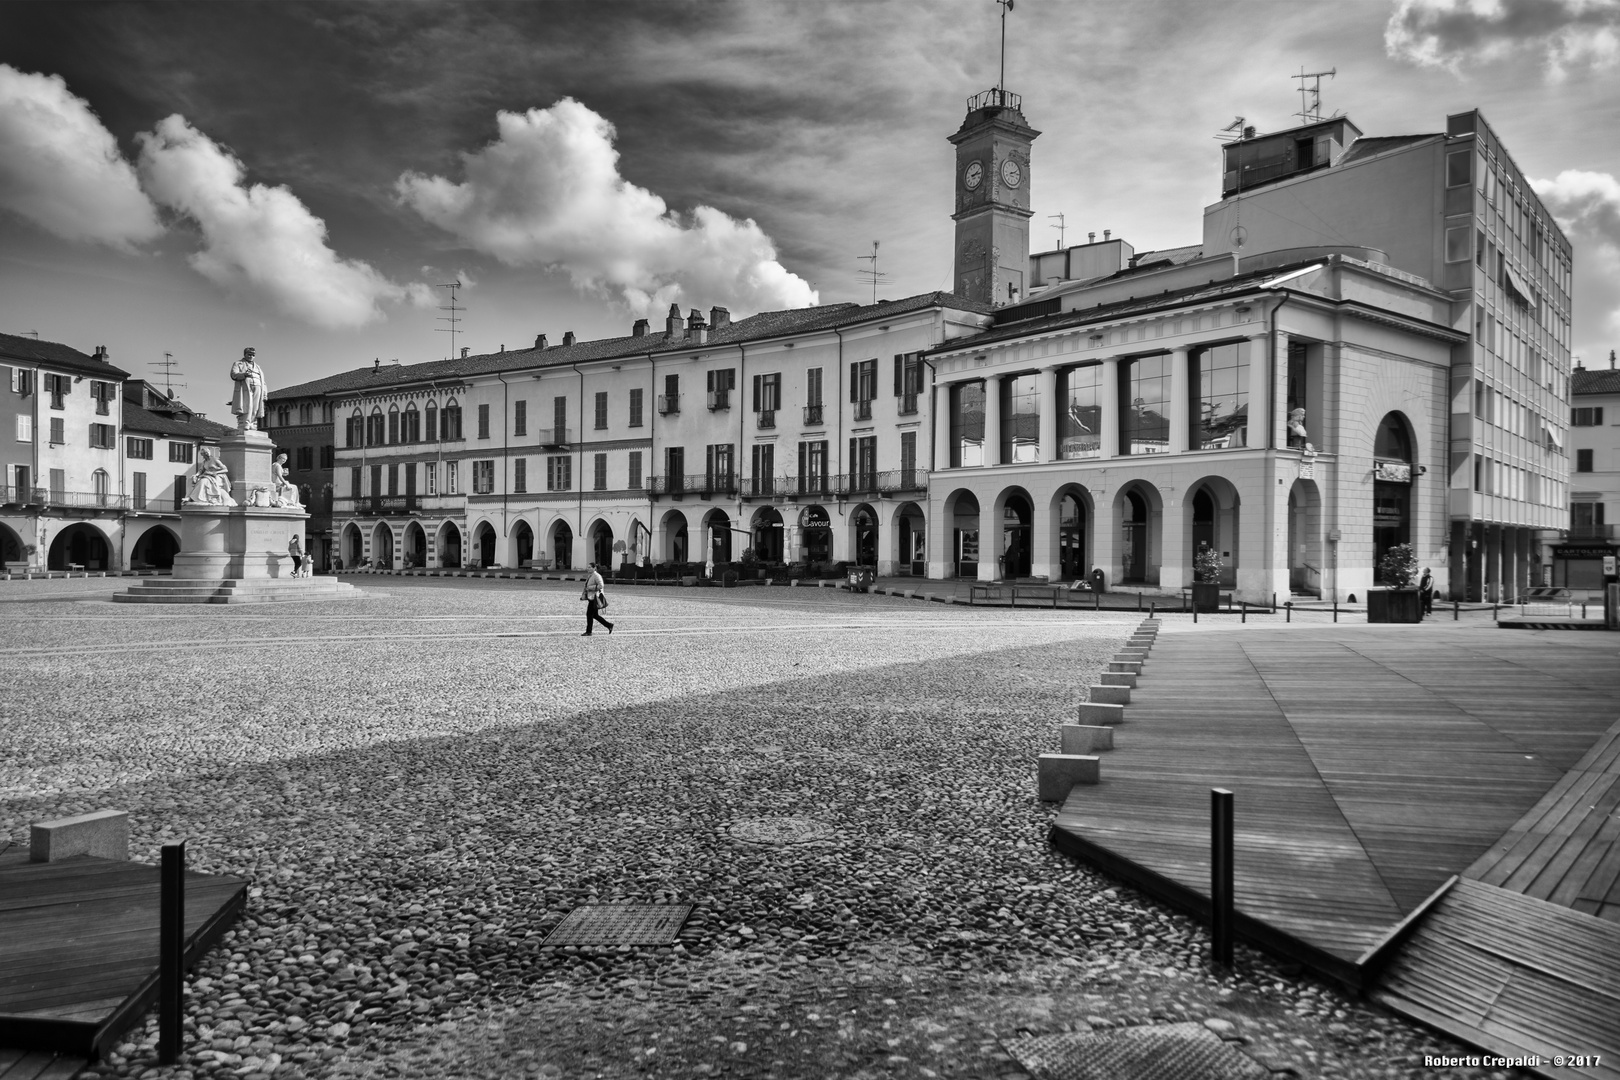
(894, 355), (904, 397)
(707, 369), (716, 392)
(752, 374), (761, 411)
(850, 363), (858, 402)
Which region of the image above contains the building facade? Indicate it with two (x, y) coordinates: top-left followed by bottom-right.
(264, 376), (342, 571)
(0, 332), (130, 571)
(1558, 360), (1620, 591)
(120, 380), (239, 570)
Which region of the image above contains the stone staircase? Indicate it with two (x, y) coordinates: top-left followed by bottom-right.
(112, 576), (361, 604)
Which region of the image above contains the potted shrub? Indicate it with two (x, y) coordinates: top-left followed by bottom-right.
(739, 546), (759, 581)
(722, 567), (738, 588)
(1369, 543), (1422, 623)
(1192, 547), (1223, 613)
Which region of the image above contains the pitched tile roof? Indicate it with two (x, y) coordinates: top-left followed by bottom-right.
(0, 331), (131, 379)
(269, 293), (990, 400)
(1572, 366), (1620, 396)
(123, 403), (239, 440)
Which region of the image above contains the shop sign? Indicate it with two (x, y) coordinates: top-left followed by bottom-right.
(1552, 545), (1619, 559)
(1606, 556), (1617, 576)
(1373, 461), (1412, 483)
(800, 506), (830, 529)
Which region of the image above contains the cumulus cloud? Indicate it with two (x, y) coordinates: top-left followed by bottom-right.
(1532, 170), (1620, 337)
(395, 99), (817, 317)
(0, 64), (163, 249)
(135, 114), (419, 329)
(1386, 0), (1620, 79)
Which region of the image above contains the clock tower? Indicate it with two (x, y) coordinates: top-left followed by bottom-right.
(949, 89), (1039, 306)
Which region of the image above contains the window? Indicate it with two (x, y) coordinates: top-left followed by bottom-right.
(169, 441), (194, 463)
(446, 460), (458, 494)
(388, 407), (400, 444)
(402, 406), (420, 443)
(440, 400), (462, 440)
(299, 402), (313, 425)
(350, 466), (362, 498)
(628, 450), (643, 490)
(1447, 149), (1472, 188)
(322, 402), (334, 424)
(1576, 448), (1593, 472)
(850, 359), (877, 403)
(553, 396), (567, 440)
(513, 458), (527, 494)
(132, 472), (147, 511)
(706, 443), (734, 490)
(1191, 342), (1249, 450)
(660, 373), (680, 414)
(15, 415), (30, 442)
(1058, 364), (1102, 459)
(173, 473), (186, 510)
(10, 368), (32, 396)
(1572, 407), (1603, 426)
(1445, 218), (1472, 263)
(477, 403), (490, 439)
(425, 462), (437, 496)
(708, 368), (736, 410)
(472, 460), (494, 494)
(752, 372), (781, 412)
(276, 405), (291, 428)
(900, 430), (917, 478)
(807, 367), (824, 406)
(371, 464), (382, 497)
(91, 380), (113, 415)
(403, 463), (415, 497)
(547, 455), (571, 491)
(295, 446), (311, 470)
(93, 468), (109, 505)
(849, 436), (877, 491)
(949, 381), (985, 467)
(46, 373), (67, 410)
(798, 440), (828, 493)
(629, 387), (644, 427)
(127, 435), (152, 459)
(1122, 354), (1172, 455)
(514, 399), (527, 437)
(1000, 372), (1041, 462)
(346, 410), (362, 447)
(48, 468), (64, 502)
(752, 444), (774, 495)
(665, 446), (685, 490)
(425, 402), (438, 442)
(1572, 501), (1606, 537)
(320, 445), (334, 469)
(388, 463), (399, 496)
(594, 452), (607, 490)
(49, 417), (64, 445)
(595, 391), (608, 430)
(367, 410), (385, 446)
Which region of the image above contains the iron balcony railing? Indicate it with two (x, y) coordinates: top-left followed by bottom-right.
(967, 87), (1021, 112)
(658, 394), (680, 415)
(803, 404), (824, 426)
(831, 469), (928, 496)
(793, 475), (832, 497)
(3, 486), (126, 510)
(742, 476), (791, 498)
(898, 392), (919, 416)
(757, 409), (776, 429)
(853, 399), (873, 422)
(535, 427), (571, 447)
(708, 390), (730, 411)
(1566, 523), (1616, 540)
(333, 493), (467, 515)
(649, 473), (738, 497)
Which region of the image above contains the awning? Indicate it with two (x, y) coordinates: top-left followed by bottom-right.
(1544, 424), (1563, 450)
(1503, 265), (1533, 307)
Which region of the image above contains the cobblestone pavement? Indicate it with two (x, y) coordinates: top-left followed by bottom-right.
(0, 577), (1533, 1080)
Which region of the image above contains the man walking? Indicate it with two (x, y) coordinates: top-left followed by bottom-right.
(581, 562), (614, 636)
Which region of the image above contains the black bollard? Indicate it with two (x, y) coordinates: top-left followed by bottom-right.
(1150, 601), (1156, 618)
(1211, 789), (1234, 967)
(1333, 599), (1338, 623)
(159, 840), (187, 1064)
(1453, 598), (1459, 621)
(1241, 601), (1247, 624)
(1285, 601), (1292, 624)
(1137, 592), (1142, 612)
(1094, 589), (1100, 612)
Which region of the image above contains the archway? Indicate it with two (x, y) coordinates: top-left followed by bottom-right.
(48, 524), (110, 571)
(1053, 487), (1091, 582)
(659, 510), (689, 565)
(370, 522), (394, 568)
(0, 523), (23, 566)
(1373, 412), (1415, 583)
(474, 521), (496, 568)
(1114, 482), (1162, 585)
(1288, 480), (1323, 596)
(343, 523), (364, 568)
(438, 522), (462, 568)
(998, 492), (1032, 579)
(704, 509), (732, 564)
(892, 502), (925, 576)
(799, 505), (831, 565)
(946, 490), (981, 579)
(851, 505), (878, 567)
(751, 506), (784, 563)
(130, 525), (181, 570)
(1187, 477), (1241, 587)
(626, 517), (647, 566)
(404, 522), (427, 568)
(591, 520), (614, 568)
(551, 520), (574, 570)
(512, 521), (534, 567)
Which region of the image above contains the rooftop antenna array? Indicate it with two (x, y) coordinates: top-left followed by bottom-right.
(1049, 212), (1066, 249)
(1293, 67), (1337, 125)
(1215, 116), (1248, 143)
(997, 0), (1016, 104)
(436, 280), (464, 360)
(148, 351), (186, 397)
(856, 241), (889, 305)
(1214, 118), (1249, 276)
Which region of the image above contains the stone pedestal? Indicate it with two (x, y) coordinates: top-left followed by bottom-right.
(218, 428), (276, 507)
(173, 503), (308, 580)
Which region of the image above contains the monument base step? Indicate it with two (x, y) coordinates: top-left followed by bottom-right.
(112, 578), (361, 604)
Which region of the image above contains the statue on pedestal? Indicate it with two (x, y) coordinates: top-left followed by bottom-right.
(230, 347), (267, 431)
(186, 446), (236, 506)
(271, 452), (301, 507)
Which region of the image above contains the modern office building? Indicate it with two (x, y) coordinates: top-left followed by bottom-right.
(1558, 357), (1620, 590)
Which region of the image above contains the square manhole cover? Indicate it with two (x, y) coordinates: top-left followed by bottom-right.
(541, 903), (693, 947)
(1004, 1022), (1268, 1080)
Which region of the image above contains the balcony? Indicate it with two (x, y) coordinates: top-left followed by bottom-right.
(333, 493), (466, 516)
(836, 472), (880, 497)
(535, 427), (571, 447)
(794, 476), (832, 498)
(742, 476), (783, 498)
(1566, 523), (1616, 540)
(853, 399), (873, 422)
(757, 409), (776, 430)
(649, 473), (737, 498)
(898, 392), (919, 416)
(830, 470), (927, 498)
(708, 390), (730, 411)
(658, 394), (680, 415)
(3, 486), (125, 510)
(803, 404), (824, 426)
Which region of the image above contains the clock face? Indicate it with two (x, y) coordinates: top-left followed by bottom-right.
(1001, 158), (1023, 188)
(963, 160), (984, 191)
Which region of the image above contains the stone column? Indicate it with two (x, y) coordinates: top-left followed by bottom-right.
(1248, 333), (1271, 450)
(1038, 366), (1058, 462)
(1100, 359), (1120, 459)
(983, 375), (1002, 468)
(1159, 494), (1187, 595)
(1169, 347), (1190, 454)
(1091, 486), (1118, 586)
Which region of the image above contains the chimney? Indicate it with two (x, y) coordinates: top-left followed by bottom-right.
(632, 319), (648, 338)
(1611, 349), (1617, 369)
(1104, 230), (1111, 241)
(1088, 232), (1096, 244)
(685, 309), (707, 343)
(1243, 125), (1256, 139)
(563, 331), (576, 347)
(665, 303), (682, 339)
(460, 347), (470, 359)
(536, 334), (547, 350)
(374, 358), (381, 372)
(709, 306), (730, 332)
(93, 345), (109, 363)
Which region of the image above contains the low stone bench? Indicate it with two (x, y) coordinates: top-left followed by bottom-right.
(1078, 701), (1124, 725)
(31, 809), (129, 862)
(1061, 724), (1114, 754)
(1038, 753), (1100, 801)
(1089, 684), (1131, 706)
(1100, 671), (1137, 688)
(1108, 660), (1143, 674)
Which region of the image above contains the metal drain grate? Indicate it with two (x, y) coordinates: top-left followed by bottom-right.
(541, 903), (693, 947)
(727, 816), (834, 846)
(1003, 1022), (1269, 1080)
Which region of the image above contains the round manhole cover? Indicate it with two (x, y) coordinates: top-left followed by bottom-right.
(728, 816), (835, 846)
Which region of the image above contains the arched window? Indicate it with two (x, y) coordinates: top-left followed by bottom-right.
(367, 407), (385, 446)
(93, 468), (110, 506)
(298, 402), (313, 425)
(424, 400), (438, 444)
(388, 404), (401, 445)
(441, 397), (462, 441)
(1374, 414), (1413, 463)
(347, 409), (363, 448)
(403, 402), (420, 443)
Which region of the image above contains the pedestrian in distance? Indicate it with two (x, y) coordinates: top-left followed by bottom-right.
(581, 561), (614, 636)
(288, 534), (305, 578)
(1418, 566), (1434, 617)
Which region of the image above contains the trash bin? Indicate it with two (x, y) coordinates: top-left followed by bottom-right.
(1089, 567), (1107, 594)
(846, 567), (875, 590)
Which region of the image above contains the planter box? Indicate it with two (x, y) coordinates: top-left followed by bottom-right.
(1368, 588), (1422, 623)
(1191, 581), (1221, 613)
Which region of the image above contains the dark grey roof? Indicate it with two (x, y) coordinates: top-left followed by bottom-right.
(1572, 366), (1620, 396)
(0, 331), (130, 379)
(1336, 134), (1442, 168)
(124, 403), (238, 440)
(269, 293), (991, 400)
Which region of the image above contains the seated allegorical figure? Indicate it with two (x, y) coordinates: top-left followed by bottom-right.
(185, 446), (235, 506)
(270, 452), (301, 507)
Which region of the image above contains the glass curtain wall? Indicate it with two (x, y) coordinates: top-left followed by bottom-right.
(1000, 373), (1041, 463)
(951, 381), (986, 467)
(1192, 341), (1249, 449)
(1121, 355), (1171, 454)
(1058, 364), (1102, 459)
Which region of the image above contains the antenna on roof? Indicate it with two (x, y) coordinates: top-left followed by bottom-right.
(856, 241), (889, 305)
(1049, 212), (1066, 249)
(1292, 67), (1337, 125)
(1215, 116), (1248, 143)
(16, 330), (40, 338)
(148, 352), (186, 397)
(436, 280), (464, 360)
(996, 0), (1016, 106)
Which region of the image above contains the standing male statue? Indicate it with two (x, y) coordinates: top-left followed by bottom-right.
(229, 347), (267, 430)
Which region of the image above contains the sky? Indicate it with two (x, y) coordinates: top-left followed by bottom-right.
(1, 0), (1618, 417)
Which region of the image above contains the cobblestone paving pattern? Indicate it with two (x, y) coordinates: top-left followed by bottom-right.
(0, 577), (1531, 1080)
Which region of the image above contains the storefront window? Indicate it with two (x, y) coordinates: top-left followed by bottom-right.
(950, 381), (985, 467)
(1192, 341), (1249, 449)
(1121, 355), (1170, 455)
(1058, 364), (1102, 459)
(1000, 373), (1041, 463)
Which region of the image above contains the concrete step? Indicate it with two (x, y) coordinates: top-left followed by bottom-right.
(113, 578), (360, 604)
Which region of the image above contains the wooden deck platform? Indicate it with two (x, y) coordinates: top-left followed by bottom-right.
(0, 849), (247, 1059)
(0, 1049), (86, 1080)
(1048, 623), (1620, 1075)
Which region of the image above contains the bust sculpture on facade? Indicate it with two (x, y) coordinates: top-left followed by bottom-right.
(185, 446), (236, 506)
(1287, 407), (1314, 451)
(229, 347), (267, 431)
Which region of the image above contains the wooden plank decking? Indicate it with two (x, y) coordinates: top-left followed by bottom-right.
(0, 1049), (86, 1080)
(0, 850), (247, 1059)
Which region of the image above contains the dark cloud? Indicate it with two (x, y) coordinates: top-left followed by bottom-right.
(1385, 0), (1620, 78)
